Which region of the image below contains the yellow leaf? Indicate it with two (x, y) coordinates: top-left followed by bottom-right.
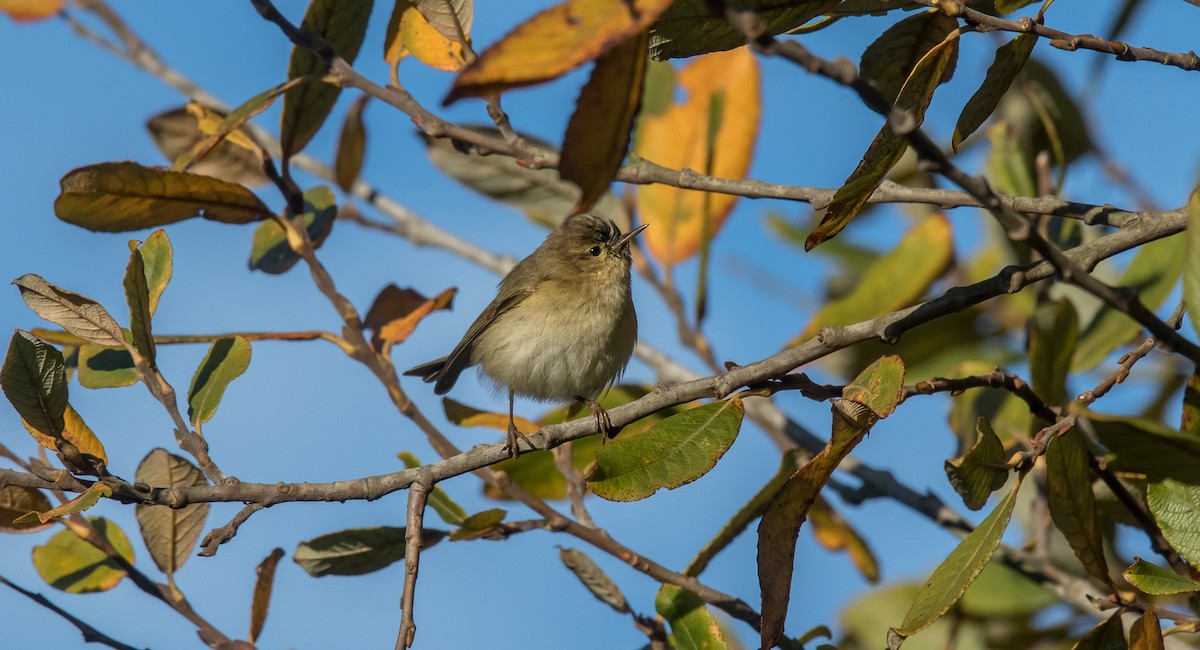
(808, 495), (880, 583)
(636, 47), (760, 266)
(385, 0), (472, 72)
(23, 404), (109, 466)
(1, 0), (62, 22)
(363, 285), (456, 352)
(443, 398), (538, 434)
(445, 0), (674, 102)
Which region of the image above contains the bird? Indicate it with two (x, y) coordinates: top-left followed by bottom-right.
(404, 214), (646, 457)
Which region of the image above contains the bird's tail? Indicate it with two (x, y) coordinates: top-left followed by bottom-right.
(403, 358), (447, 384)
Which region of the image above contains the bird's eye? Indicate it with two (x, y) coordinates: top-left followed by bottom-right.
(589, 246), (602, 257)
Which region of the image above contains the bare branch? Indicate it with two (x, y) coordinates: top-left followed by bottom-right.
(0, 574), (145, 650)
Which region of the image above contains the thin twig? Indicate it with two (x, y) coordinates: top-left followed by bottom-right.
(198, 502), (267, 557)
(553, 442), (595, 527)
(398, 481), (431, 649)
(0, 575), (145, 650)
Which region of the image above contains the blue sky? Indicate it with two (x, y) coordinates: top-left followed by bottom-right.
(2, 2), (1199, 649)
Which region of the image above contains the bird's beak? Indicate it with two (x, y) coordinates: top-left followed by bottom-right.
(616, 223), (648, 249)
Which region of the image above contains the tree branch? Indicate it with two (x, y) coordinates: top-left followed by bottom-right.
(0, 574), (146, 650)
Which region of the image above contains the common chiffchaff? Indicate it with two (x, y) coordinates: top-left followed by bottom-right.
(404, 214), (646, 457)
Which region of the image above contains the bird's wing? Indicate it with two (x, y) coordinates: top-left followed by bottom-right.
(433, 288), (533, 395)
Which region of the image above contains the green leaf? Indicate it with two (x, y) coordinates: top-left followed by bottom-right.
(648, 0), (838, 60)
(829, 0), (922, 17)
(994, 0), (1039, 12)
(686, 449), (803, 577)
(334, 94), (368, 192)
(1122, 556), (1200, 595)
(187, 336), (252, 427)
(1029, 299), (1077, 407)
(0, 485), (53, 533)
(77, 342), (138, 389)
(758, 401), (877, 650)
(398, 451), (467, 526)
(1086, 409), (1200, 483)
(280, 0), (373, 160)
(559, 547), (630, 614)
(841, 354), (906, 418)
(55, 162), (273, 231)
(944, 417), (1009, 510)
(986, 121), (1036, 198)
(655, 584), (728, 650)
(889, 473), (1023, 646)
(559, 29), (648, 213)
(1072, 612), (1127, 650)
(294, 526), (446, 577)
(123, 242), (156, 365)
(140, 229), (173, 316)
(587, 398), (743, 502)
(423, 127), (623, 227)
(449, 508), (506, 541)
(13, 274), (126, 347)
(860, 9), (959, 106)
(147, 106), (270, 187)
(797, 216), (951, 342)
(14, 483), (112, 525)
(1047, 429), (1112, 587)
(1074, 233), (1185, 373)
(134, 449), (210, 579)
(1, 330), (68, 438)
(1183, 371), (1200, 439)
(952, 32), (1037, 151)
(958, 561), (1055, 617)
(248, 186), (338, 274)
(807, 33), (959, 249)
(1147, 478), (1200, 566)
(1186, 188), (1200, 341)
(32, 517), (134, 593)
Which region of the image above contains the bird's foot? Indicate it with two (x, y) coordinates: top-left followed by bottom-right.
(576, 396), (619, 442)
(503, 421), (533, 459)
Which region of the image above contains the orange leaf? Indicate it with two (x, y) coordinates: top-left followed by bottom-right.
(443, 398), (538, 433)
(22, 404), (109, 466)
(363, 285), (456, 352)
(636, 47), (760, 266)
(560, 29), (649, 212)
(385, 0), (473, 72)
(444, 0), (673, 103)
(1, 0), (63, 22)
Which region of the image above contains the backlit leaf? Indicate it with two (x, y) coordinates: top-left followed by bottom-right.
(648, 0), (838, 60)
(952, 32), (1036, 151)
(841, 354), (906, 419)
(384, 0), (474, 72)
(22, 404), (109, 466)
(123, 242), (156, 365)
(945, 417), (1009, 510)
(146, 106), (269, 186)
(587, 398), (743, 502)
(888, 474), (1023, 647)
(248, 186), (338, 274)
(1030, 300), (1077, 407)
(2, 330), (68, 438)
(0, 485), (53, 533)
(32, 517), (134, 593)
(559, 29), (648, 212)
(1, 0), (63, 22)
(448, 508), (506, 541)
(797, 215), (952, 342)
(335, 95), (368, 192)
(442, 398), (538, 435)
(280, 0), (372, 160)
(134, 449), (209, 578)
(140, 229), (173, 316)
(807, 31), (958, 249)
(808, 496), (880, 583)
(559, 547), (630, 614)
(758, 402), (877, 650)
(860, 10), (959, 106)
(364, 285), (456, 352)
(294, 526), (446, 577)
(1128, 611), (1164, 650)
(14, 483), (111, 525)
(1074, 233), (1185, 371)
(250, 548), (285, 643)
(187, 336), (251, 427)
(1122, 556), (1200, 595)
(986, 121), (1036, 197)
(1186, 188), (1200, 341)
(13, 275), (125, 347)
(445, 0), (673, 103)
(172, 88), (293, 175)
(1047, 429), (1111, 587)
(398, 452), (468, 526)
(636, 47), (760, 266)
(56, 162), (272, 231)
(1147, 479), (1200, 566)
(77, 343), (138, 389)
(423, 127), (623, 226)
(655, 584), (728, 650)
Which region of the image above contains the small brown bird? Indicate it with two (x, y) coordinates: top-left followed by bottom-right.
(404, 214), (646, 457)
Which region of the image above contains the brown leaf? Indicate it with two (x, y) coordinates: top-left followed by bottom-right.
(134, 449), (210, 579)
(250, 548), (285, 643)
(147, 106), (270, 186)
(559, 30), (649, 212)
(335, 95), (369, 192)
(445, 0), (674, 103)
(0, 485), (53, 533)
(1129, 611), (1165, 650)
(13, 274), (126, 348)
(22, 404), (109, 466)
(363, 284), (456, 352)
(636, 47), (760, 266)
